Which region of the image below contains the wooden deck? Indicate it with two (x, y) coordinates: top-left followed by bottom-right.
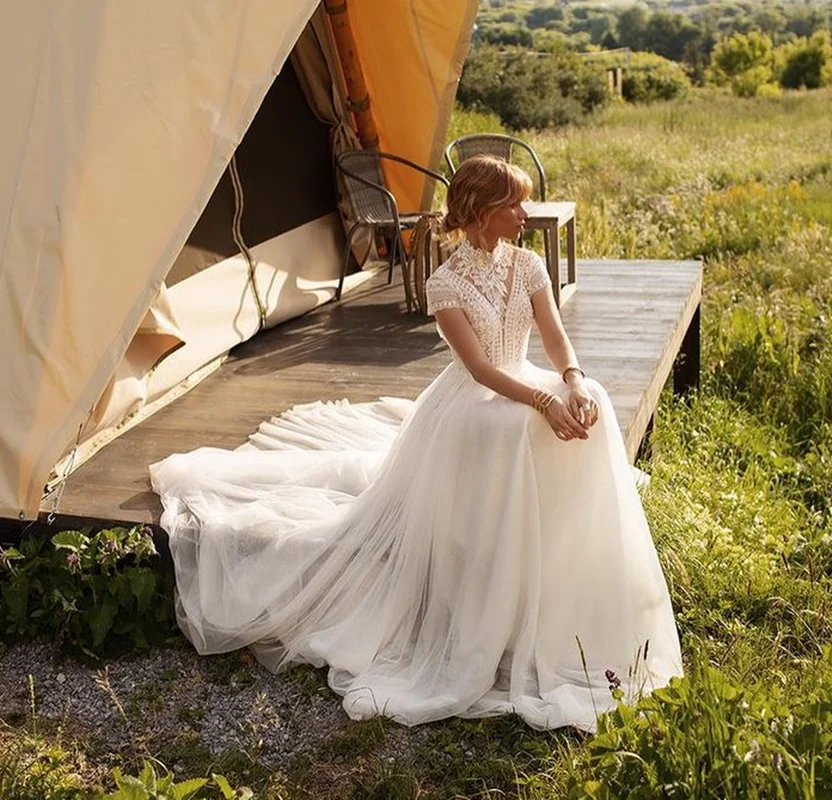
(40, 258), (702, 529)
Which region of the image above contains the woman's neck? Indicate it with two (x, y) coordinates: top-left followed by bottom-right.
(463, 227), (499, 253)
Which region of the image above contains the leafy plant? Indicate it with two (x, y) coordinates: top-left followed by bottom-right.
(104, 761), (251, 800)
(707, 31), (777, 96)
(458, 45), (610, 130)
(566, 652), (832, 799)
(0, 526), (177, 658)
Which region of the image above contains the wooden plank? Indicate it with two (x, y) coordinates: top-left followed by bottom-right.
(37, 258), (702, 528)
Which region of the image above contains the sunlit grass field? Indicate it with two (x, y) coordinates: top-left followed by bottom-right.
(3, 88), (832, 798)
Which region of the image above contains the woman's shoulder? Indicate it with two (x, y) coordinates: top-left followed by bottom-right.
(425, 262), (454, 288)
(502, 243), (548, 280)
(503, 244), (551, 293)
(425, 264), (461, 314)
(503, 242), (543, 267)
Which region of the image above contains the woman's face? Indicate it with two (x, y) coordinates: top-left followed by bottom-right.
(482, 199), (528, 242)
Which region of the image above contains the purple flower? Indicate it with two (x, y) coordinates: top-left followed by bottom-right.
(605, 669), (621, 689)
(65, 552), (81, 570)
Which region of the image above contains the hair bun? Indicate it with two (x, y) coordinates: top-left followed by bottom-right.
(441, 210), (461, 234)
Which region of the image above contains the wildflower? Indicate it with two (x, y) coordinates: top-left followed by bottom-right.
(65, 552), (81, 571)
(605, 669), (621, 690)
(743, 739), (761, 763)
(773, 752), (783, 769)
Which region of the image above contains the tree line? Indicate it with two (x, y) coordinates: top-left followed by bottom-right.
(456, 1), (832, 128)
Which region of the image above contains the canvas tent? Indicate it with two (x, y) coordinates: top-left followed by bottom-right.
(0, 0), (477, 522)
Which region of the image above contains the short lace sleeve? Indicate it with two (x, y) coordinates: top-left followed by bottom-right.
(426, 270), (461, 315)
(526, 252), (552, 296)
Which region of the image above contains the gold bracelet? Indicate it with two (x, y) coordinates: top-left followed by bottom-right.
(531, 389), (557, 415)
(562, 365), (586, 381)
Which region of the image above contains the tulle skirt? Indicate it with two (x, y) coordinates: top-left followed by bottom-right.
(150, 359), (684, 732)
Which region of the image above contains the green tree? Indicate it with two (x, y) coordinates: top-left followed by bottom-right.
(708, 30), (775, 96)
(588, 14), (615, 46)
(458, 46), (610, 130)
(478, 24), (534, 48)
(617, 6), (649, 52)
(751, 8), (788, 38)
(786, 7), (828, 39)
(778, 30), (832, 89)
(644, 11), (702, 62)
(526, 7), (564, 30)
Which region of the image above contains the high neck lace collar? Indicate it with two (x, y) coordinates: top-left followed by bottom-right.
(456, 237), (506, 269)
(450, 237), (513, 318)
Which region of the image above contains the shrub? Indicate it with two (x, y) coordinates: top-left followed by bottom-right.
(777, 29), (832, 89)
(0, 526), (177, 658)
(622, 52), (692, 103)
(458, 45), (610, 130)
(708, 31), (777, 97)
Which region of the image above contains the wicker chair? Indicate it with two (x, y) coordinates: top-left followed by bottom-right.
(444, 133), (547, 201)
(336, 151), (449, 310)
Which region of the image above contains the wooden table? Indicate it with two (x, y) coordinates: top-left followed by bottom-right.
(522, 200), (577, 307)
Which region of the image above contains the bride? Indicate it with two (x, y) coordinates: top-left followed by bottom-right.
(150, 155), (684, 733)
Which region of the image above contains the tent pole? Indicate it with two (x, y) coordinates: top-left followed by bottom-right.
(323, 0), (379, 149)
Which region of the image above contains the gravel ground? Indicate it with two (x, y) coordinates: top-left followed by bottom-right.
(0, 639), (396, 770)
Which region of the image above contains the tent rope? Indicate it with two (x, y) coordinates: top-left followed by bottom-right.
(229, 154), (268, 331)
(45, 416), (87, 525)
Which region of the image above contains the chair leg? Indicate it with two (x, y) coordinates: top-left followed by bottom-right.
(386, 230), (396, 285)
(337, 223), (361, 301)
(397, 231), (413, 313)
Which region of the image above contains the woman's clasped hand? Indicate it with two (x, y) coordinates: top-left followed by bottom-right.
(545, 382), (599, 441)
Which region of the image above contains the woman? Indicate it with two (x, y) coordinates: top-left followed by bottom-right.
(151, 156), (683, 733)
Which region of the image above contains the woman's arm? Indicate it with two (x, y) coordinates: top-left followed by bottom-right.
(531, 287), (584, 389)
(531, 287), (599, 427)
(434, 307), (589, 439)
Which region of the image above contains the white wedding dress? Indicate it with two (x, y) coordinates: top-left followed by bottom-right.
(150, 239), (684, 733)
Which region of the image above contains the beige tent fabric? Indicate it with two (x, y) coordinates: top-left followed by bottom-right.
(49, 212), (376, 486)
(0, 0), (319, 518)
(291, 7), (372, 265)
(90, 284), (185, 427)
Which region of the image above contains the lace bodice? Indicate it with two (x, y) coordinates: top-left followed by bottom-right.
(425, 239), (552, 369)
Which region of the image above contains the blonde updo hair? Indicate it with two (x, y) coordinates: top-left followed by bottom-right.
(442, 155), (533, 238)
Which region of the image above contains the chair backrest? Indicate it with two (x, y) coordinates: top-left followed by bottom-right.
(336, 151), (396, 225)
(444, 134), (547, 201)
